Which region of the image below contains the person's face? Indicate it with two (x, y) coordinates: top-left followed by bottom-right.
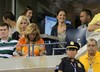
(20, 19), (28, 31)
(25, 10), (33, 20)
(0, 26), (9, 39)
(87, 40), (97, 56)
(57, 11), (66, 23)
(80, 11), (90, 24)
(66, 48), (77, 59)
(28, 33), (36, 41)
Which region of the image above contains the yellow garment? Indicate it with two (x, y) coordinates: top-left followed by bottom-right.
(89, 13), (100, 32)
(79, 51), (100, 72)
(30, 45), (40, 51)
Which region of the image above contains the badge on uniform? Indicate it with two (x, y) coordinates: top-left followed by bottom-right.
(88, 68), (93, 72)
(77, 63), (82, 68)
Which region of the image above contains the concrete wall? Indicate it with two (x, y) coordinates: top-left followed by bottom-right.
(0, 55), (66, 72)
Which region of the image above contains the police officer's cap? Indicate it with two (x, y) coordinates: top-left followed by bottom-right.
(66, 41), (80, 50)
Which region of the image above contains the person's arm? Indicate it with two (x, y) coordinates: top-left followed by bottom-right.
(88, 22), (100, 31)
(88, 13), (100, 32)
(16, 37), (25, 51)
(14, 37), (26, 56)
(58, 58), (65, 72)
(58, 70), (63, 72)
(35, 38), (46, 56)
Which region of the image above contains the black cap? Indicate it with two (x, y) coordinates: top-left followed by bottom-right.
(66, 41), (80, 50)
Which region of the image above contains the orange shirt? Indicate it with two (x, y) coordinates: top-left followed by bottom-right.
(16, 37), (45, 56)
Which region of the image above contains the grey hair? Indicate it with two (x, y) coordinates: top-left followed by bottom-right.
(87, 38), (97, 45)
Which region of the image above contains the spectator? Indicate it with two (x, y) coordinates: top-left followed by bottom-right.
(0, 22), (17, 58)
(58, 41), (85, 72)
(21, 6), (33, 23)
(2, 11), (17, 37)
(12, 15), (30, 40)
(78, 9), (92, 29)
(51, 9), (73, 55)
(78, 9), (93, 39)
(16, 23), (45, 56)
(79, 38), (100, 72)
(51, 9), (73, 46)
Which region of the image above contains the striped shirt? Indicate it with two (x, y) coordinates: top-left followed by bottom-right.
(0, 38), (17, 58)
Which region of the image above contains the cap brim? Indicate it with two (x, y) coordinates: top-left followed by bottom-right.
(66, 46), (78, 49)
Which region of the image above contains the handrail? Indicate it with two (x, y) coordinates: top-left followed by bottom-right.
(16, 42), (67, 57)
(52, 48), (66, 55)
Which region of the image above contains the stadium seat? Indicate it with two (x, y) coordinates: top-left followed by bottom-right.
(66, 28), (87, 47)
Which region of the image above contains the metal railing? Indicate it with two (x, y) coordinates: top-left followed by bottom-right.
(52, 48), (66, 55)
(17, 42), (67, 57)
(0, 42), (67, 57)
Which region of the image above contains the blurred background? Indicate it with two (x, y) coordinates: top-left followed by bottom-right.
(0, 0), (100, 28)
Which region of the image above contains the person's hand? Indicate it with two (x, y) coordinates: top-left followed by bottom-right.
(40, 51), (46, 56)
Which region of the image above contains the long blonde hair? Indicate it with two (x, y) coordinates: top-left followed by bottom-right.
(16, 15), (30, 34)
(24, 23), (41, 43)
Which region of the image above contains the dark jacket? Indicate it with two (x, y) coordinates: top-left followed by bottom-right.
(58, 57), (85, 72)
(12, 31), (20, 40)
(50, 24), (73, 55)
(51, 24), (73, 38)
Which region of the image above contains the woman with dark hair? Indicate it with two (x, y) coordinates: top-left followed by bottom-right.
(21, 6), (33, 23)
(51, 9), (73, 55)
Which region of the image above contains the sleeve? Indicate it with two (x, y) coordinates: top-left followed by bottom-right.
(35, 38), (45, 53)
(51, 25), (57, 36)
(59, 59), (65, 71)
(80, 62), (86, 72)
(89, 14), (99, 25)
(36, 38), (44, 44)
(16, 37), (25, 51)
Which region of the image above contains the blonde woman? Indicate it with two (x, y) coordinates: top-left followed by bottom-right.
(16, 23), (45, 56)
(12, 15), (30, 40)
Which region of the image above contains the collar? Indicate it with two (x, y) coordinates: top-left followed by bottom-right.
(85, 51), (100, 59)
(66, 57), (77, 62)
(0, 37), (13, 42)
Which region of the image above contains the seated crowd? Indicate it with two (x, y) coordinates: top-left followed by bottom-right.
(0, 6), (100, 59)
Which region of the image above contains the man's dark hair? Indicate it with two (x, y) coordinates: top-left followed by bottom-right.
(3, 12), (16, 21)
(0, 22), (9, 29)
(81, 9), (92, 18)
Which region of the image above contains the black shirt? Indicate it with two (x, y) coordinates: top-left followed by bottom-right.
(59, 57), (85, 72)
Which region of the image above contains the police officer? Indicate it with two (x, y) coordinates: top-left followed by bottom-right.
(58, 41), (85, 72)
